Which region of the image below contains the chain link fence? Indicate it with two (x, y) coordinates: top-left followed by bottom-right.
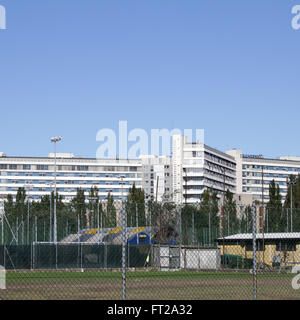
(0, 202), (300, 300)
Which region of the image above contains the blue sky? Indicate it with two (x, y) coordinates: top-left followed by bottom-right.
(0, 1), (299, 158)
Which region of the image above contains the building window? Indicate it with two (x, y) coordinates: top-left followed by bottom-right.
(77, 166), (88, 171)
(37, 165), (48, 170)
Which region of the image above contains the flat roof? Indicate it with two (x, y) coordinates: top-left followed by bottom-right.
(242, 156), (300, 165)
(217, 233), (300, 241)
(0, 155), (141, 163)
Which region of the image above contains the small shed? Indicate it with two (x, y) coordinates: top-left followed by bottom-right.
(217, 232), (300, 267)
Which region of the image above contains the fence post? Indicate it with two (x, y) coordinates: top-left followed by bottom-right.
(80, 243), (83, 271)
(31, 242), (33, 270)
(122, 200), (127, 300)
(105, 242), (107, 270)
(252, 205), (257, 300)
(128, 243), (131, 269)
(30, 243), (32, 270)
(208, 210), (211, 245)
(77, 241), (80, 269)
(1, 214), (3, 245)
(179, 206), (182, 270)
(3, 244), (5, 270)
(136, 204), (139, 245)
(56, 243), (58, 270)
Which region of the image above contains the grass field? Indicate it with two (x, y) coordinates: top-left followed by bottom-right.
(1, 269), (300, 300)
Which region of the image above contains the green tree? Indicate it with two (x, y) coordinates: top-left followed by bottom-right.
(14, 187), (27, 217)
(4, 194), (14, 217)
(88, 186), (99, 229)
(223, 190), (238, 236)
(104, 192), (116, 228)
(267, 180), (283, 232)
(126, 184), (146, 227)
(3, 194), (15, 244)
(240, 206), (252, 233)
(198, 189), (220, 244)
(181, 204), (198, 244)
(71, 188), (86, 229)
(284, 174), (300, 232)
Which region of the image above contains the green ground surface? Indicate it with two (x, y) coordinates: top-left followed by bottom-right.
(1, 270), (299, 300)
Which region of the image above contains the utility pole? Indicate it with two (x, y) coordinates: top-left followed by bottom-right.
(222, 167), (226, 268)
(51, 136), (62, 244)
(252, 205), (257, 300)
(47, 182), (54, 243)
(136, 203), (139, 245)
(25, 183), (33, 244)
(50, 191), (52, 242)
(121, 187), (127, 300)
(261, 165), (265, 267)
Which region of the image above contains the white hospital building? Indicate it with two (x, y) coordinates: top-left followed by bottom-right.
(0, 153), (142, 203)
(1, 141), (300, 207)
(226, 149), (300, 203)
(172, 135), (236, 204)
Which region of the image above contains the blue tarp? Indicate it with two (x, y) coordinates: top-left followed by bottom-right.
(128, 232), (153, 245)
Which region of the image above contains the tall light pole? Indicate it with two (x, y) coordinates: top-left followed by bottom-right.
(25, 183), (33, 244)
(174, 189), (182, 269)
(261, 165), (265, 268)
(47, 182), (54, 242)
(51, 136), (62, 244)
(118, 174), (126, 300)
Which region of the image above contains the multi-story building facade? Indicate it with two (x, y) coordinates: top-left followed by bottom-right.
(227, 149), (300, 203)
(140, 155), (172, 202)
(3, 145), (299, 208)
(0, 153), (142, 204)
(172, 135), (236, 204)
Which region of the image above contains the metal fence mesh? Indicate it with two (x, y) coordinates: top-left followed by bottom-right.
(0, 202), (300, 300)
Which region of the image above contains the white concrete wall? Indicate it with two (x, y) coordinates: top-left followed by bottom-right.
(180, 248), (221, 270)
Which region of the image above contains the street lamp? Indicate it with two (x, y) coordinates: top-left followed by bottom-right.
(51, 136), (63, 244)
(46, 182), (55, 242)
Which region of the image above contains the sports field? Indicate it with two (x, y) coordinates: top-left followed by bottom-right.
(1, 270), (299, 300)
